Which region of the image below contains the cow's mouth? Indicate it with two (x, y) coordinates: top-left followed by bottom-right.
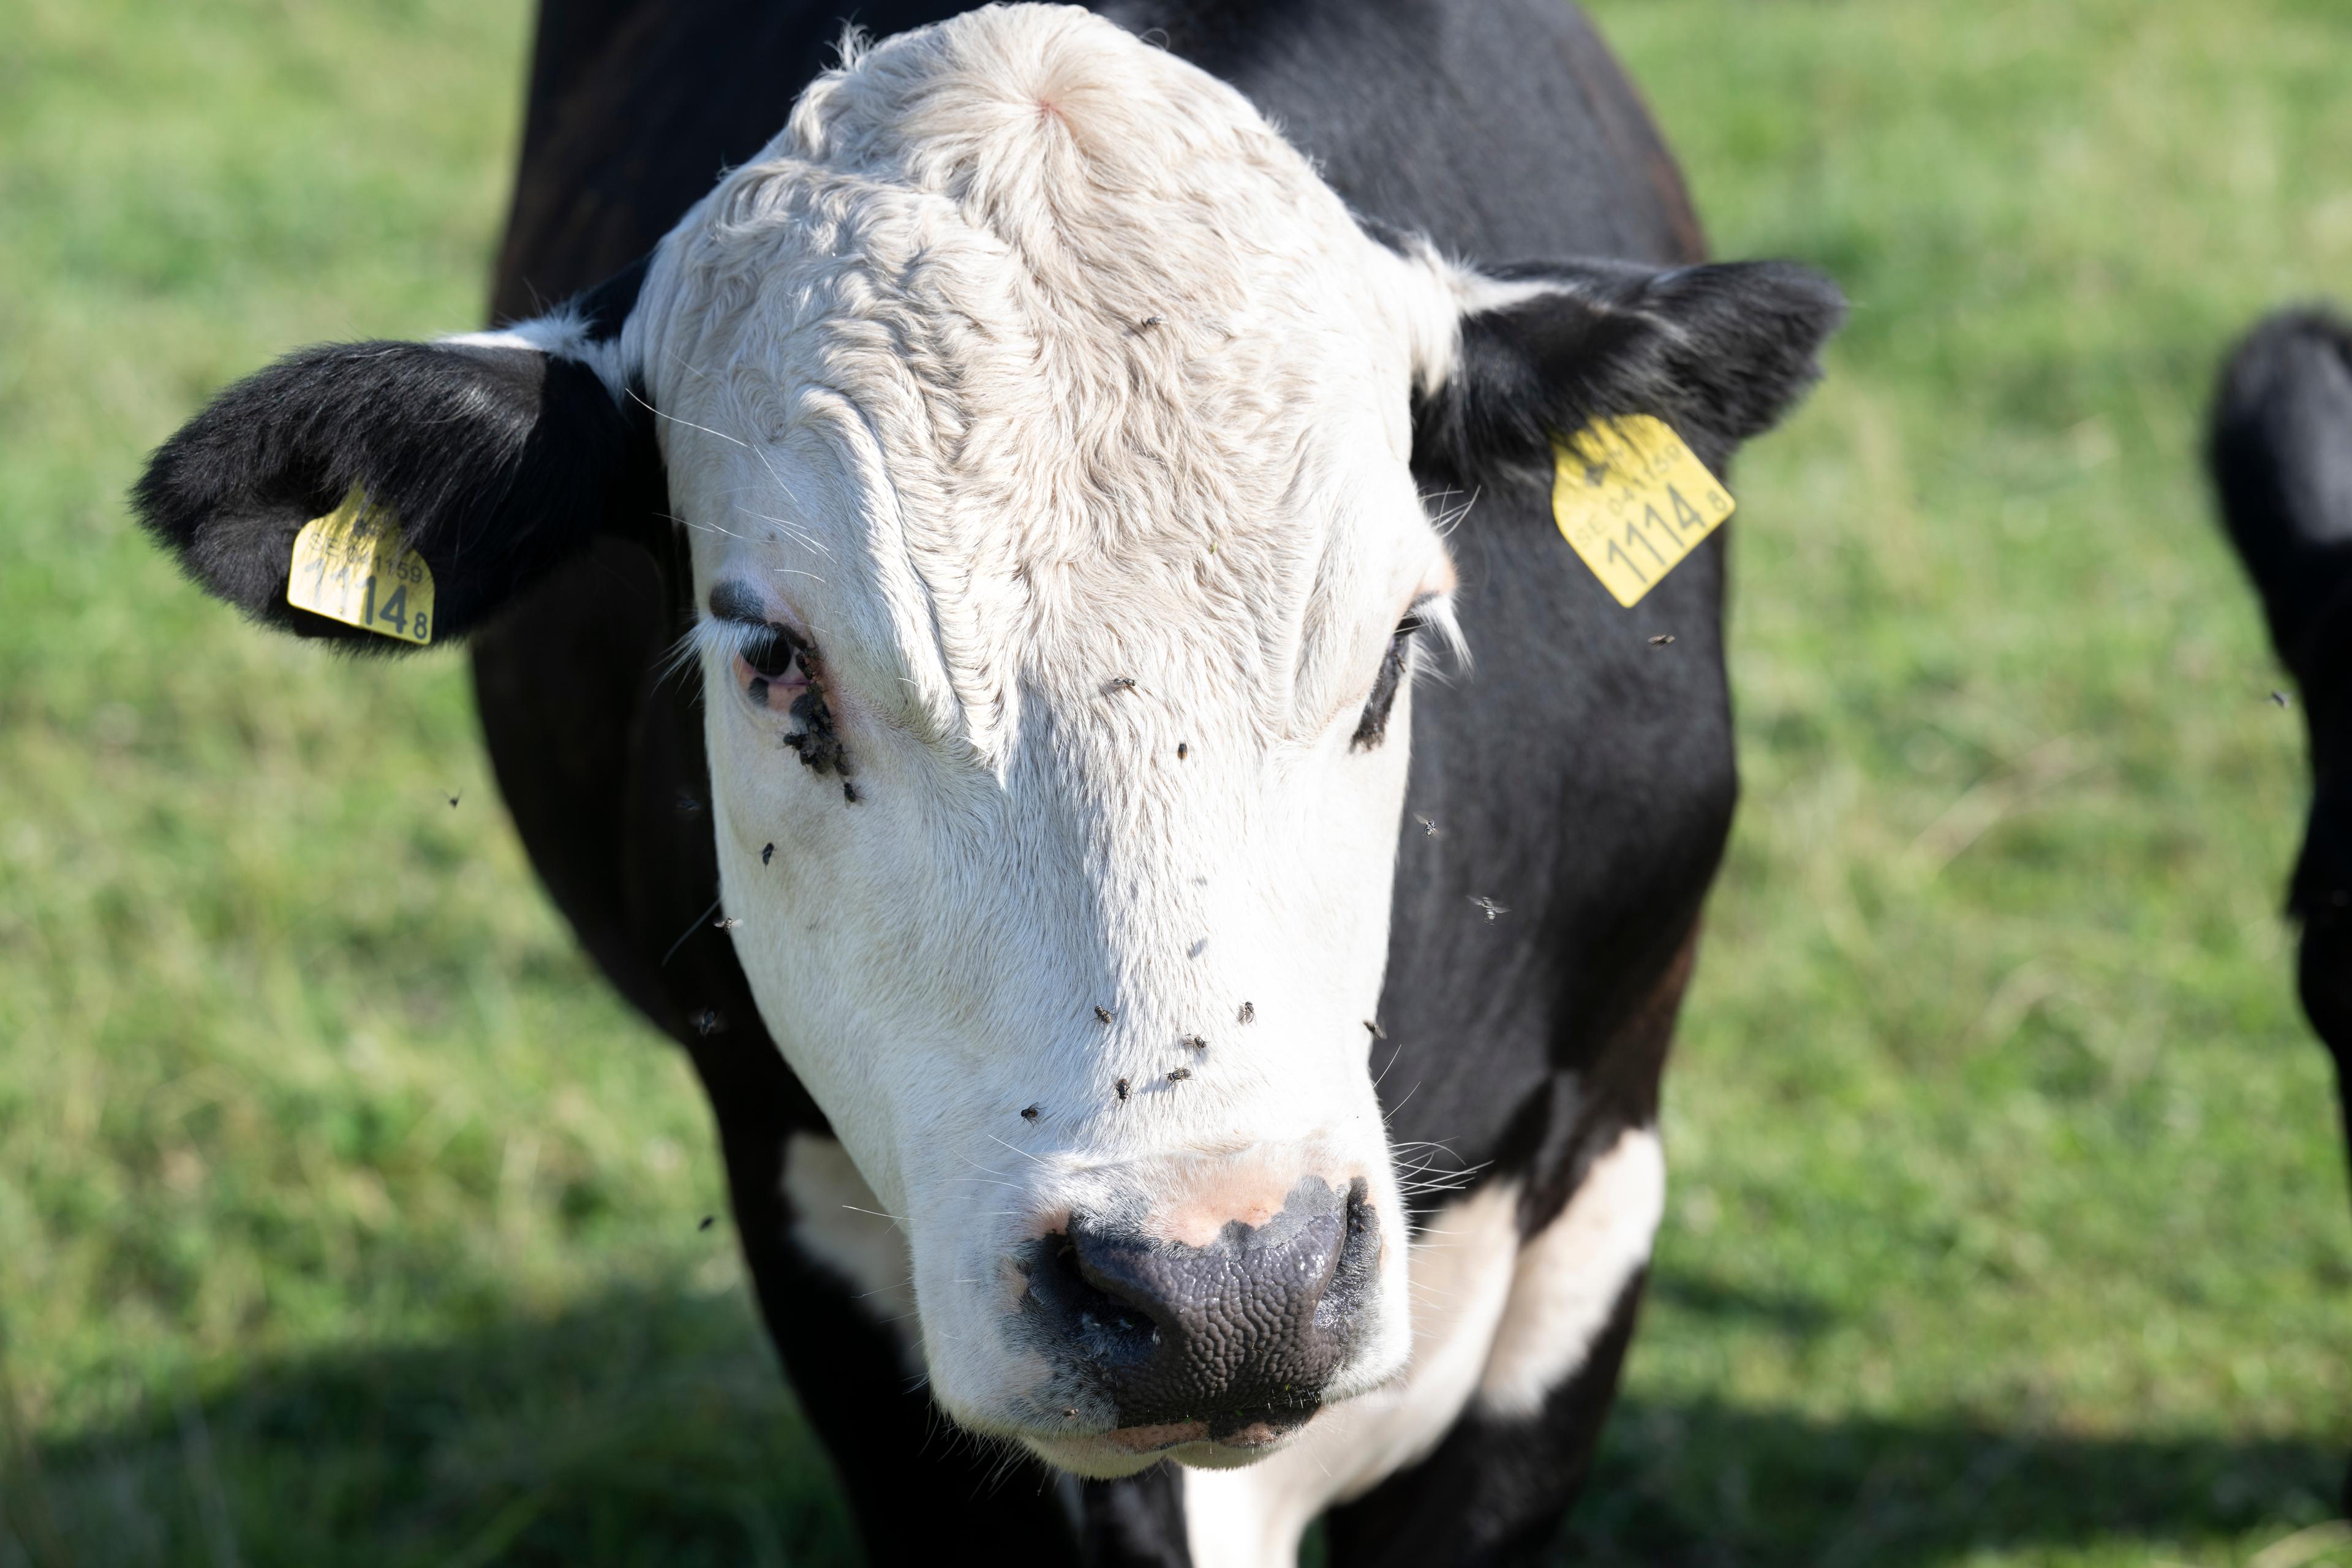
(1101, 1420), (1211, 1454)
(1023, 1411), (1319, 1478)
(1097, 1406), (1317, 1457)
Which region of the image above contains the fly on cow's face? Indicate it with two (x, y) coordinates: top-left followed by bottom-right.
(1020, 1104), (1040, 1121)
(1095, 1005), (1114, 1024)
(780, 674), (854, 787)
(1115, 1077), (1130, 1102)
(761, 842), (775, 865)
(1237, 1001), (1255, 1024)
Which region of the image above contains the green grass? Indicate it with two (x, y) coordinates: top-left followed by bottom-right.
(2, 0), (2350, 1563)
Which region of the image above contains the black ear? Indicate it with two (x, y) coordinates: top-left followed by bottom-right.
(1414, 258), (1845, 484)
(2208, 306), (2352, 672)
(132, 263), (657, 649)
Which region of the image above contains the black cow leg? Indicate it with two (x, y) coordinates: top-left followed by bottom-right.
(2306, 926), (2352, 1205)
(695, 1058), (1084, 1568)
(1321, 1272), (1647, 1568)
(2296, 918), (2352, 1519)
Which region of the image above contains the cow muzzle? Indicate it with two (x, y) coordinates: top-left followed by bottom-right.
(1019, 1174), (1380, 1450)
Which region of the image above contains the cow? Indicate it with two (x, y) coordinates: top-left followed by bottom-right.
(2209, 306), (2352, 1521)
(131, 4), (1842, 1562)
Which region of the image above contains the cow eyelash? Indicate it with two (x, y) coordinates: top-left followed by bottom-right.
(1349, 609), (1427, 753)
(677, 598), (808, 684)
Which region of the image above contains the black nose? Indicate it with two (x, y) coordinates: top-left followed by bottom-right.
(1023, 1176), (1378, 1437)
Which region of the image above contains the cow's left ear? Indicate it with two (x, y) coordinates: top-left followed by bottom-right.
(132, 258), (659, 650)
(1412, 257), (1845, 483)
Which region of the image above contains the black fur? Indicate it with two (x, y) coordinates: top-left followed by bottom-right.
(1082, 1468), (1190, 1568)
(132, 337), (655, 648)
(2206, 307), (2352, 1520)
(1324, 1267), (1649, 1568)
(2209, 308), (2352, 671)
(1415, 259), (1847, 488)
(571, 252), (651, 341)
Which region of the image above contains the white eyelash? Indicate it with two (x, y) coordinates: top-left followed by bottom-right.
(1411, 592), (1470, 677)
(662, 614), (790, 690)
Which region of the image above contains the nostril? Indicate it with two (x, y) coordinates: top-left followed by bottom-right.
(1026, 1231), (1163, 1366)
(1314, 1177), (1379, 1336)
(1064, 1239), (1152, 1317)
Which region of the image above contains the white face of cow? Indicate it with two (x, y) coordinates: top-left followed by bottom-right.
(630, 7), (1459, 1473)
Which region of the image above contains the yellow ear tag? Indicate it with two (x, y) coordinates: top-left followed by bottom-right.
(1549, 415), (1734, 608)
(287, 485), (434, 644)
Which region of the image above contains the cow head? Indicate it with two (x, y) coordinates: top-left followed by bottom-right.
(134, 5), (1839, 1476)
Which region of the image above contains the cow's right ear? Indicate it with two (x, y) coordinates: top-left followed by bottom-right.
(1407, 254), (1845, 485)
(132, 258), (658, 649)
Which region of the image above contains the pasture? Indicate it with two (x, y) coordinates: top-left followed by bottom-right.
(2, 0), (2348, 1562)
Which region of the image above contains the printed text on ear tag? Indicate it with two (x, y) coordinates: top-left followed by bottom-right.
(287, 485), (435, 644)
(1549, 415), (1734, 608)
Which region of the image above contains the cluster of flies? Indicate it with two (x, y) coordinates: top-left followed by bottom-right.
(1012, 680), (1210, 1117)
(1012, 668), (1515, 1122)
(1026, 1011), (1223, 1120)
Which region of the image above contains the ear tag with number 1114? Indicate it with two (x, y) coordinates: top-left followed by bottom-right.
(1549, 415), (1734, 608)
(286, 485), (434, 644)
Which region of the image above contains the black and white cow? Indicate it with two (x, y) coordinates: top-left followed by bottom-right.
(2209, 306), (2352, 1521)
(134, 5), (1841, 1562)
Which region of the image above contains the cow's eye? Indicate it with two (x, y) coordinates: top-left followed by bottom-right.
(1349, 611), (1425, 752)
(735, 622), (813, 707)
(730, 620), (859, 800)
(742, 625), (803, 680)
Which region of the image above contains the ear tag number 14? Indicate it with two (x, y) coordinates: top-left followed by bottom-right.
(1550, 415), (1734, 608)
(286, 485), (434, 644)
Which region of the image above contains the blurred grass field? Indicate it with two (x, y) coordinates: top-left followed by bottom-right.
(3, 0), (2350, 1563)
